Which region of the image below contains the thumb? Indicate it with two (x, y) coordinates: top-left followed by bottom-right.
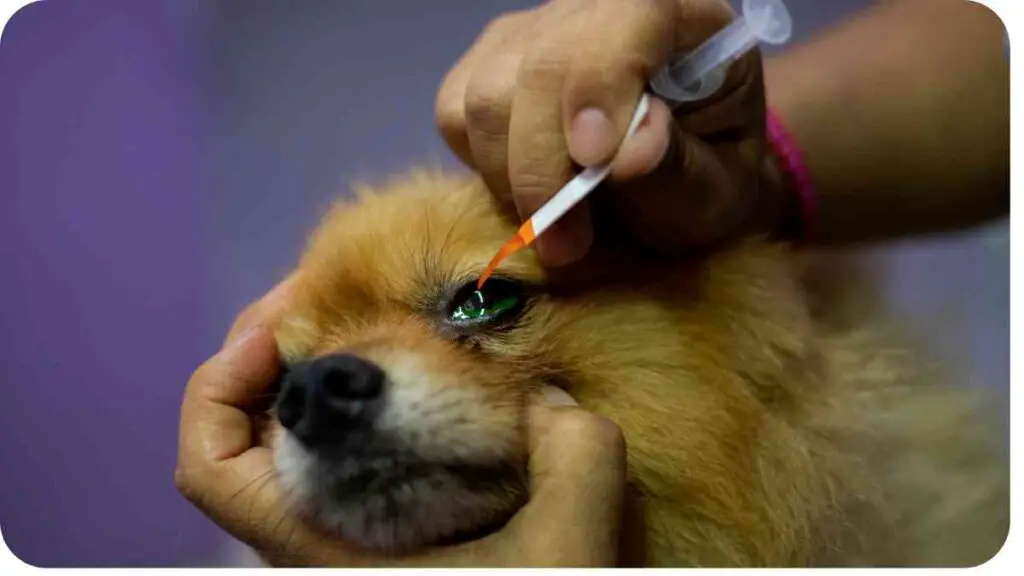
(607, 96), (675, 182)
(506, 393), (627, 566)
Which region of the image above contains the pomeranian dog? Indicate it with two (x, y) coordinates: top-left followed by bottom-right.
(269, 170), (1008, 567)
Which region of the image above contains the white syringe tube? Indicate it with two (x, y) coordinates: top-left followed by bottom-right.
(649, 0), (792, 105)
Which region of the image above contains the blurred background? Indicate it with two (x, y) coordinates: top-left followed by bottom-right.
(0, 0), (1008, 567)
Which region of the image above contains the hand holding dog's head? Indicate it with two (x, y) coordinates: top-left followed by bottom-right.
(176, 270), (628, 566)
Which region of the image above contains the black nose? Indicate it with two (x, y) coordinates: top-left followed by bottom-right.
(275, 353), (385, 447)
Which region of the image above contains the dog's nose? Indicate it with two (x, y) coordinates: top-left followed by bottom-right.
(276, 353), (385, 447)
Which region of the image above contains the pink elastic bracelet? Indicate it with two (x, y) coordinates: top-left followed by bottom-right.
(765, 108), (816, 241)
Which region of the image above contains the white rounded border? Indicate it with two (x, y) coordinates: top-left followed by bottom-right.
(0, 0), (1018, 574)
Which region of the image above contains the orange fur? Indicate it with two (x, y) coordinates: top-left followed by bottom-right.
(273, 170), (1008, 566)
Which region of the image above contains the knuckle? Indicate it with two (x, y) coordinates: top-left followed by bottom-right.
(484, 10), (524, 36)
(435, 62), (469, 132)
(238, 300), (264, 324)
(463, 77), (513, 136)
(509, 151), (564, 190)
(435, 92), (466, 139)
(229, 302), (261, 335)
(478, 18), (504, 39)
(553, 410), (626, 454)
(495, 7), (539, 33)
(174, 465), (197, 500)
(186, 356), (217, 390)
(519, 45), (571, 87)
(508, 168), (558, 211)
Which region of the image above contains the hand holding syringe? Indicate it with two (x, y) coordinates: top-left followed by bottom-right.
(478, 0), (793, 288)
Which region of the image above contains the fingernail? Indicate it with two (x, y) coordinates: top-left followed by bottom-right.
(570, 108), (615, 165)
(540, 385), (578, 406)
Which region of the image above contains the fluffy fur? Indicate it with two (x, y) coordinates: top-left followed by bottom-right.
(271, 170), (1008, 566)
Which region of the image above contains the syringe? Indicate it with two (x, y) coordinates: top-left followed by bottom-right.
(477, 0), (793, 289)
(650, 0), (792, 105)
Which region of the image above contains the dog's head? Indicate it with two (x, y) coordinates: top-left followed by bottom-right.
(270, 170), (816, 555)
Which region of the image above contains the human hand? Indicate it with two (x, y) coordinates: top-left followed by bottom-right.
(175, 277), (629, 567)
(436, 0), (775, 269)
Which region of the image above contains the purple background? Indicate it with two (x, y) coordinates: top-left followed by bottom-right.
(0, 0), (1008, 567)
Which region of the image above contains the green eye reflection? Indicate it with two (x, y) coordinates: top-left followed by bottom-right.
(449, 282), (523, 325)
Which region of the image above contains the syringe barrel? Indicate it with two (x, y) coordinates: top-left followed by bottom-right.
(660, 18), (754, 91)
(648, 0), (792, 105)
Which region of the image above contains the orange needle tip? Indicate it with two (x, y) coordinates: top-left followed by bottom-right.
(478, 233), (528, 289)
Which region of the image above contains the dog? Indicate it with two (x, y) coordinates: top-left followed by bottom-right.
(269, 170), (1008, 566)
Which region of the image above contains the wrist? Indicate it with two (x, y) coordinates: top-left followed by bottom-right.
(763, 108), (816, 243)
(753, 150), (799, 242)
(751, 132), (806, 244)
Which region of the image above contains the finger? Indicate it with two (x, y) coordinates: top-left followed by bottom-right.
(436, 51), (479, 169)
(562, 0), (676, 167)
(463, 45), (525, 202)
(179, 324), (370, 565)
(608, 96), (674, 181)
(436, 10), (534, 170)
(178, 325), (281, 477)
(508, 22), (597, 267)
(509, 403), (627, 566)
(506, 7), (583, 222)
(224, 272), (300, 347)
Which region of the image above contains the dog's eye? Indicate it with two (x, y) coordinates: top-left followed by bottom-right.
(447, 279), (525, 328)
